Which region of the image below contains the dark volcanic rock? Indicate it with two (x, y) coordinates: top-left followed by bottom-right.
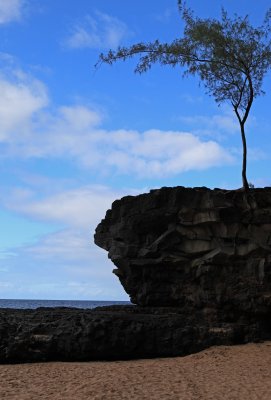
(0, 305), (269, 363)
(2, 186), (271, 363)
(94, 186), (271, 309)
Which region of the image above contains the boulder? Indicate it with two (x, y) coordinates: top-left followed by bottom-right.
(94, 186), (271, 311)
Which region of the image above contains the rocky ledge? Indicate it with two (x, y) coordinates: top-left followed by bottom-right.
(0, 305), (269, 363)
(2, 186), (271, 363)
(95, 186), (271, 311)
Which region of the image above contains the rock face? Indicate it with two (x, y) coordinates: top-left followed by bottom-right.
(2, 186), (271, 363)
(95, 186), (271, 311)
(0, 305), (269, 363)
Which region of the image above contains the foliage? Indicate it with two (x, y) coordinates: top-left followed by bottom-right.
(97, 1), (271, 189)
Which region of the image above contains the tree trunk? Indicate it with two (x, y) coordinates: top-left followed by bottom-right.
(240, 122), (249, 191)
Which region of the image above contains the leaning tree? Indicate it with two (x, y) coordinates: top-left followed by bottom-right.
(97, 1), (271, 190)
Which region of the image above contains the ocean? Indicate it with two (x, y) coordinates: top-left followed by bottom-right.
(0, 299), (131, 309)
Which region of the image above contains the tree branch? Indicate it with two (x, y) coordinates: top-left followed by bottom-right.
(97, 46), (247, 75)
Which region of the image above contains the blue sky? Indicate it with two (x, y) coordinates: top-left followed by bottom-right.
(0, 0), (271, 300)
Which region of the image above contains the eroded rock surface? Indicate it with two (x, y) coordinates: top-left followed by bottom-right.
(95, 186), (271, 309)
(0, 305), (269, 363)
(2, 186), (271, 363)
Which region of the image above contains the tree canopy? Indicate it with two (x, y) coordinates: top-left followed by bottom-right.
(97, 1), (271, 190)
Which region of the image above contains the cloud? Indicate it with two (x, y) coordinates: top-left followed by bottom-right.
(97, 129), (233, 177)
(178, 109), (240, 139)
(0, 65), (234, 177)
(0, 183), (131, 300)
(36, 125), (233, 177)
(0, 70), (48, 141)
(0, 182), (140, 267)
(0, 182), (142, 278)
(65, 11), (130, 50)
(0, 0), (25, 24)
(5, 121), (233, 177)
(3, 185), (124, 229)
(0, 66), (236, 301)
(0, 105), (234, 178)
(23, 229), (98, 261)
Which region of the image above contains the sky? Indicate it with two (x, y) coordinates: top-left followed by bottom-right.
(0, 0), (271, 301)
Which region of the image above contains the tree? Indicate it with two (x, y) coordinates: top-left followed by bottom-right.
(97, 1), (271, 190)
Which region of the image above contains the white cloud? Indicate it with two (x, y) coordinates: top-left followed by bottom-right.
(59, 105), (101, 129)
(4, 185), (124, 229)
(0, 0), (25, 24)
(0, 182), (141, 265)
(178, 110), (239, 138)
(22, 229), (106, 269)
(0, 181), (130, 299)
(0, 72), (48, 141)
(99, 129), (233, 177)
(49, 126), (232, 176)
(65, 11), (130, 49)
(1, 107), (233, 177)
(0, 66), (234, 177)
(0, 183), (131, 300)
(0, 65), (237, 302)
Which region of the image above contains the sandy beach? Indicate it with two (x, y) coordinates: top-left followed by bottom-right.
(0, 342), (270, 399)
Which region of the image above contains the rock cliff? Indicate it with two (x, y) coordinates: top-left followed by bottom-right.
(2, 186), (271, 363)
(95, 186), (271, 312)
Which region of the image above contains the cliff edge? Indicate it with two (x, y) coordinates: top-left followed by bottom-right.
(95, 186), (271, 313)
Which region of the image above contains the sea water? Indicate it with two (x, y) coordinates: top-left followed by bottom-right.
(0, 299), (131, 309)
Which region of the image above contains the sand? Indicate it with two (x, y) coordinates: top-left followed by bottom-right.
(0, 342), (271, 400)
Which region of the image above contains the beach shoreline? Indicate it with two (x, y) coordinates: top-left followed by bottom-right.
(0, 341), (270, 399)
